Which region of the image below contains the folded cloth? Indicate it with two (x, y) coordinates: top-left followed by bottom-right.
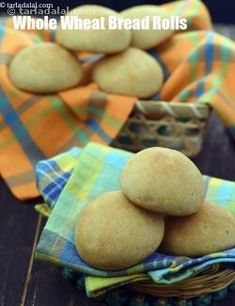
(0, 0), (222, 200)
(35, 147), (82, 209)
(36, 142), (235, 297)
(1, 0), (235, 202)
(0, 23), (134, 199)
(158, 30), (235, 137)
(84, 273), (149, 297)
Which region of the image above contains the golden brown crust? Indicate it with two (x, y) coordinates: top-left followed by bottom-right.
(74, 191), (164, 270)
(93, 48), (163, 98)
(160, 202), (235, 256)
(9, 42), (82, 93)
(120, 147), (205, 216)
(56, 5), (131, 53)
(121, 5), (174, 49)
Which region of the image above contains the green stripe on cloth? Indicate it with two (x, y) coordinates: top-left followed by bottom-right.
(35, 203), (51, 217)
(48, 96), (90, 146)
(36, 143), (235, 285)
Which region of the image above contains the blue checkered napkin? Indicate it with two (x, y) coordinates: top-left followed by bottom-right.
(35, 143), (235, 280)
(36, 147), (81, 209)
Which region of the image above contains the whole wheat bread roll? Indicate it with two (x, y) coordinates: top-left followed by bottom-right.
(9, 42), (82, 93)
(93, 47), (163, 98)
(121, 5), (174, 49)
(160, 202), (235, 256)
(56, 5), (131, 53)
(120, 147), (205, 216)
(74, 191), (164, 270)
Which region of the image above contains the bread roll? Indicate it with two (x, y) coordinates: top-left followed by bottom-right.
(56, 5), (131, 53)
(9, 42), (82, 93)
(121, 5), (174, 49)
(93, 47), (163, 98)
(74, 191), (164, 270)
(160, 202), (235, 256)
(120, 147), (205, 216)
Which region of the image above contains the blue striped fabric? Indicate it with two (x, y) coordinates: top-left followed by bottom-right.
(36, 147), (81, 208)
(0, 87), (45, 163)
(35, 143), (235, 281)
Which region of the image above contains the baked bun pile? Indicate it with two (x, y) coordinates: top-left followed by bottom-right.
(74, 147), (235, 270)
(9, 4), (166, 97)
(7, 4), (235, 267)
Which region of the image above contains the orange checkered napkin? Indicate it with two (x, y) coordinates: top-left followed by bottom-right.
(1, 0), (229, 201)
(159, 30), (235, 129)
(0, 20), (135, 199)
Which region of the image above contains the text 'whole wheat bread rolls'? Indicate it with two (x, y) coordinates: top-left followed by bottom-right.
(120, 147), (205, 216)
(9, 42), (83, 94)
(93, 47), (163, 98)
(74, 191), (164, 270)
(56, 5), (131, 53)
(121, 5), (174, 50)
(160, 202), (235, 257)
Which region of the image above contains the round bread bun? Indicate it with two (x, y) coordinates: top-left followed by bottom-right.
(56, 5), (131, 53)
(93, 47), (163, 98)
(9, 42), (82, 93)
(120, 147), (205, 216)
(160, 202), (235, 257)
(121, 5), (174, 50)
(74, 191), (164, 270)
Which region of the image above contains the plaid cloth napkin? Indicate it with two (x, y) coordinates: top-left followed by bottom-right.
(0, 20), (136, 200)
(2, 0), (235, 201)
(36, 142), (235, 297)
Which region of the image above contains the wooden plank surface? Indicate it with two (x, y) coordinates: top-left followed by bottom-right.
(0, 179), (40, 306)
(0, 112), (235, 306)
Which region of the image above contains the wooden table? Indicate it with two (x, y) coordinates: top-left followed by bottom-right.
(0, 112), (235, 306)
